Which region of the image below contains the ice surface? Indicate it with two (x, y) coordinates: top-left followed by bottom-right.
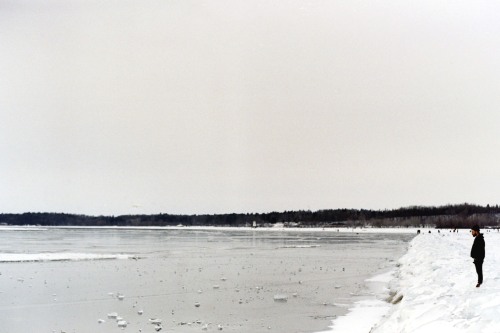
(0, 226), (412, 333)
(0, 253), (132, 262)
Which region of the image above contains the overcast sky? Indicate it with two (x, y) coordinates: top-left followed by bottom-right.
(1, 0), (499, 216)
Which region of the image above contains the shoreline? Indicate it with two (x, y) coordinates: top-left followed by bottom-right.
(328, 230), (500, 333)
(0, 224), (425, 234)
(370, 231), (500, 332)
(318, 247), (409, 333)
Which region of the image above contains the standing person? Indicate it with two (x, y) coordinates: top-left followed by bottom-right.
(470, 225), (485, 287)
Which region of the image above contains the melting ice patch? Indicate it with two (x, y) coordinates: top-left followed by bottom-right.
(0, 253), (133, 262)
(279, 245), (321, 249)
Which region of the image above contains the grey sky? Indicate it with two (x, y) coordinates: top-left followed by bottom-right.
(1, 0), (499, 216)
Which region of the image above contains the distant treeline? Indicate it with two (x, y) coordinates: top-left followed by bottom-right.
(1, 203), (499, 229)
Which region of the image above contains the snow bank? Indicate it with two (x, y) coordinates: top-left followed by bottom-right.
(326, 230), (500, 333)
(0, 253), (133, 262)
(373, 231), (500, 333)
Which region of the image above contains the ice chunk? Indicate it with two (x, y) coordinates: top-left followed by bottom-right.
(107, 312), (118, 319)
(149, 318), (162, 325)
(273, 294), (288, 302)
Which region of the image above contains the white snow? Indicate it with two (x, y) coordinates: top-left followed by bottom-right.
(0, 226), (48, 231)
(0, 253), (133, 262)
(322, 230), (500, 333)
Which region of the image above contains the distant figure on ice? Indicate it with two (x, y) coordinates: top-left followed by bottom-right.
(470, 225), (485, 288)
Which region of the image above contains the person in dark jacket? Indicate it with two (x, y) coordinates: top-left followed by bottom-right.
(470, 225), (485, 287)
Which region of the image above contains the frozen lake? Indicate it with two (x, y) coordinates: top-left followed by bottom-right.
(0, 227), (414, 333)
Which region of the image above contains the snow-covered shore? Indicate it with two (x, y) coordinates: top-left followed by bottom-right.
(328, 230), (500, 333)
(0, 224), (421, 233)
